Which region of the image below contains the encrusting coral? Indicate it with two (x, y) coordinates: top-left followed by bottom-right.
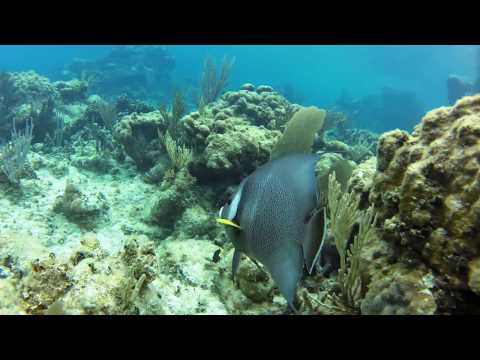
(370, 95), (480, 312)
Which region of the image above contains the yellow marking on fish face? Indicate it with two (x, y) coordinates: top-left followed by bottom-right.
(216, 218), (242, 230)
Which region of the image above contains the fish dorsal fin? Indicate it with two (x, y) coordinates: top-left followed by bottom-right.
(303, 207), (328, 274)
(270, 106), (326, 160)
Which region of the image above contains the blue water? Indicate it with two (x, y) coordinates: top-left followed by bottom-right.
(0, 45), (477, 132)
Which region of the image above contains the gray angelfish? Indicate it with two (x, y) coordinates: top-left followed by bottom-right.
(216, 106), (330, 311)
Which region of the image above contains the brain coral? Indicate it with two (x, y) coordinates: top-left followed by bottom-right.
(371, 95), (480, 293)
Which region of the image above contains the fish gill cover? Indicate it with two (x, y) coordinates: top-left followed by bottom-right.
(0, 45), (479, 315)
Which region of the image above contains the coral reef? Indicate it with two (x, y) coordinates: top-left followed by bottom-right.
(172, 85), (299, 188)
(347, 157), (377, 209)
(1, 71), (58, 140)
(147, 168), (197, 229)
(113, 111), (164, 171)
(3, 62), (480, 316)
(189, 117), (281, 184)
(65, 46), (175, 102)
(360, 265), (437, 315)
(370, 95), (480, 309)
(9, 71), (59, 104)
(54, 79), (88, 103)
(208, 84), (298, 129)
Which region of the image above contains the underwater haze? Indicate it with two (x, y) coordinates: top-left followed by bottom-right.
(1, 45), (480, 315)
(0, 45), (478, 131)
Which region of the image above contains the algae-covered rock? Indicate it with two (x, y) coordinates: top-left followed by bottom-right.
(361, 269), (437, 315)
(236, 256), (276, 303)
(190, 117), (281, 183)
(148, 168), (197, 229)
(210, 86), (297, 128)
(316, 154), (439, 315)
(10, 233), (162, 315)
(0, 71), (61, 141)
(182, 111), (214, 150)
(468, 258), (480, 296)
(213, 246), (286, 314)
(19, 254), (72, 314)
(9, 71), (59, 104)
(53, 234), (159, 315)
(180, 86), (306, 187)
(348, 157), (377, 210)
(53, 180), (109, 229)
(113, 111), (164, 171)
(371, 95), (480, 294)
(54, 79), (88, 103)
(70, 139), (117, 174)
(174, 205), (218, 240)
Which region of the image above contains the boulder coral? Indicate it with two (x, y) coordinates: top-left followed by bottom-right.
(1, 71), (60, 140)
(370, 95), (480, 297)
(9, 71), (59, 104)
(189, 117), (281, 183)
(54, 79), (88, 103)
(208, 84), (299, 129)
(113, 111), (164, 171)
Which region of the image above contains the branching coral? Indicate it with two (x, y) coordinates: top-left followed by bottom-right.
(327, 172), (377, 312)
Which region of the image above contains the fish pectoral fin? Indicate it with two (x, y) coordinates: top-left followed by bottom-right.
(302, 206), (328, 275)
